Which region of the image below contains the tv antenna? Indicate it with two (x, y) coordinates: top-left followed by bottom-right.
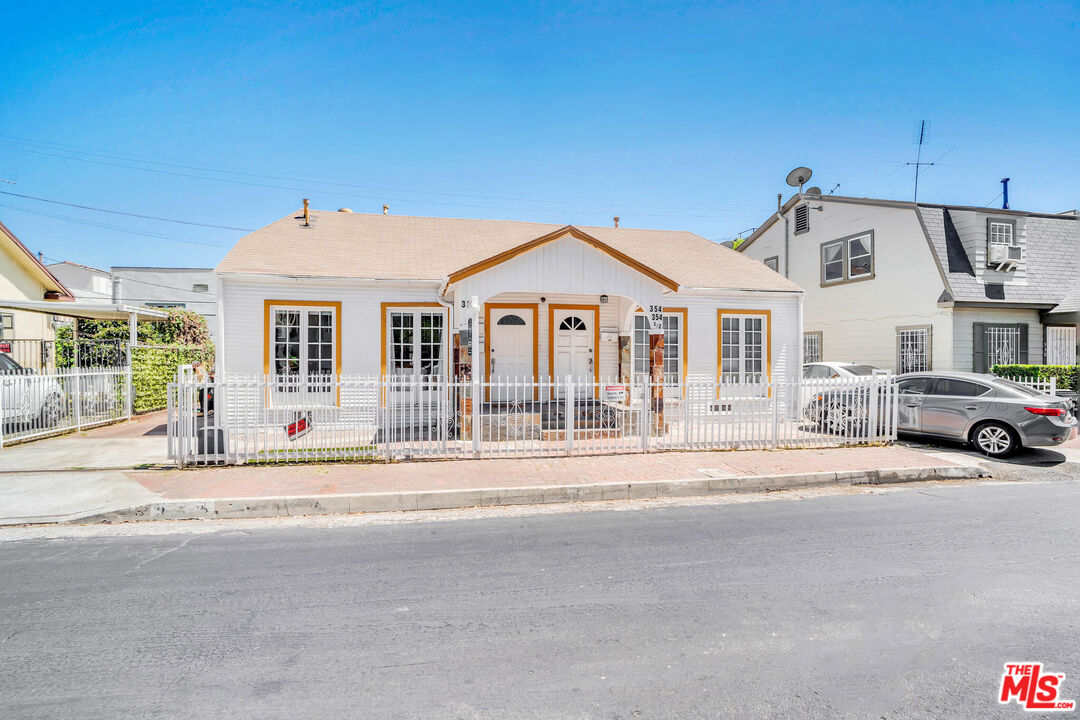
(785, 166), (813, 195)
(908, 120), (932, 202)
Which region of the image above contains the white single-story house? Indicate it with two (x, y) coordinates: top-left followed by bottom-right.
(213, 207), (804, 398)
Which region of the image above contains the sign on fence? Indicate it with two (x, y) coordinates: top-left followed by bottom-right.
(286, 412), (313, 441)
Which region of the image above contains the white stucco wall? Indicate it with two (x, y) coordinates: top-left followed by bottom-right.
(0, 242), (53, 342)
(741, 200), (952, 370)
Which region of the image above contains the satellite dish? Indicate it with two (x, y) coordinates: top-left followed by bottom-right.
(785, 166), (813, 192)
(805, 186), (822, 196)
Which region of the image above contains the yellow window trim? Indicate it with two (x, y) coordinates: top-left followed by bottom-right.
(263, 299), (343, 405)
(716, 308), (772, 396)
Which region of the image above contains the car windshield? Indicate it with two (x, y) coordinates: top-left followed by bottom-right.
(843, 364), (880, 376)
(995, 378), (1051, 398)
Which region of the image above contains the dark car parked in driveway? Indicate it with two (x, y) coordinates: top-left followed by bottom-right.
(895, 371), (1077, 457)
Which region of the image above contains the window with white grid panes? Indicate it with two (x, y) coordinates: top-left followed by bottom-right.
(720, 314), (766, 383)
(271, 306), (336, 392)
(989, 222), (1014, 248)
(632, 313), (682, 385)
(388, 309), (445, 381)
(896, 328), (930, 373)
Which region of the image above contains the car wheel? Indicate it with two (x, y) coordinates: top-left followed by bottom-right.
(971, 421), (1018, 457)
(39, 392), (64, 428)
(825, 400), (866, 436)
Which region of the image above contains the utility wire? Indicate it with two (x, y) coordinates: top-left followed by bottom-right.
(0, 189), (252, 231)
(0, 203), (234, 248)
(0, 136), (767, 218)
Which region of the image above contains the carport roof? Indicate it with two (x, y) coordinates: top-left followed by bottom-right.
(0, 300), (169, 321)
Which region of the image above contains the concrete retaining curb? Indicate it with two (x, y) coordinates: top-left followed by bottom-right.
(70, 464), (987, 525)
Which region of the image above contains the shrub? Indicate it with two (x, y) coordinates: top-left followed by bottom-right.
(991, 364), (1079, 392)
(131, 345), (214, 413)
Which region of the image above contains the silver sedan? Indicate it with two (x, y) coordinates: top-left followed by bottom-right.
(896, 371), (1077, 457)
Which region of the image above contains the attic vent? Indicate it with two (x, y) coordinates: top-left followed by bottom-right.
(794, 204), (810, 235)
(192, 283), (209, 293)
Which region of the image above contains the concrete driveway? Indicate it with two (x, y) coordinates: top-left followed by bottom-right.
(0, 411), (169, 472)
(0, 412), (169, 525)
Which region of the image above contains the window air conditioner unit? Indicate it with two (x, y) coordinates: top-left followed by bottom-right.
(988, 244), (1022, 270)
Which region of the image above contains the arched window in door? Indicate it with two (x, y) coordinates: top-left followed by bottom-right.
(497, 314), (526, 326)
(559, 316), (586, 331)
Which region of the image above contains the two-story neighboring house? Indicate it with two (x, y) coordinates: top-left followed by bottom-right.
(738, 193), (1079, 373)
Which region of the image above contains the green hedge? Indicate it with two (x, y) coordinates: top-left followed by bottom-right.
(991, 364), (1079, 392)
(132, 345), (214, 413)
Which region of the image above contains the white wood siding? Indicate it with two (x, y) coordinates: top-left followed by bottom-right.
(452, 235), (669, 312)
(218, 276), (442, 376)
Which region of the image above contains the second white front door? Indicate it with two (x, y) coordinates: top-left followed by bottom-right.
(553, 308), (594, 397)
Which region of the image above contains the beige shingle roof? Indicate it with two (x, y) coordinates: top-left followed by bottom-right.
(216, 210), (802, 293)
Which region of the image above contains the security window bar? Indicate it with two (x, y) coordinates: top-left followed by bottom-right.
(896, 328), (930, 373)
(721, 315), (765, 383)
(986, 326), (1019, 366)
(803, 332), (821, 364)
(794, 205), (810, 234)
(632, 313), (682, 386)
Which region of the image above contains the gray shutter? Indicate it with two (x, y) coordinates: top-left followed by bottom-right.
(1018, 323), (1029, 364)
(972, 322), (987, 373)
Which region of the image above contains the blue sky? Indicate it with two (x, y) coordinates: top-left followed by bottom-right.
(1, 1), (1077, 270)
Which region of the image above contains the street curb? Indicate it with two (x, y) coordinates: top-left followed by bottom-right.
(67, 464), (989, 525)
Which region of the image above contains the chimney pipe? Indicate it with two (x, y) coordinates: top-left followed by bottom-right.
(777, 193), (782, 213)
(1001, 178), (1010, 210)
(383, 204), (389, 215)
(613, 216), (620, 228)
(302, 198), (310, 226)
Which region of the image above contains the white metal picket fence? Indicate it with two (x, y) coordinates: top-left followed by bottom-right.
(995, 374), (1058, 396)
(0, 366), (132, 448)
(168, 372), (898, 466)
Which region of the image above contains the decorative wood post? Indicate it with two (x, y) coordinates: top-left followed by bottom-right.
(649, 331), (664, 434)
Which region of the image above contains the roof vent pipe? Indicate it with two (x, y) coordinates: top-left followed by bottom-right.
(613, 216), (620, 228)
(302, 198), (310, 226)
(1001, 178), (1010, 210)
(383, 204), (389, 215)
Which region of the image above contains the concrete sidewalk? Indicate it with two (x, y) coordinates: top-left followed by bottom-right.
(0, 445), (985, 525)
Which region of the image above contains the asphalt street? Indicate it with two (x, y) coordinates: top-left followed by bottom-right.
(1, 477), (1079, 719)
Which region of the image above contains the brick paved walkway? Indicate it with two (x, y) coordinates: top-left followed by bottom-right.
(131, 445), (962, 500)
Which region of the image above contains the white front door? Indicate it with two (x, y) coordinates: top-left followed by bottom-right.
(553, 309), (593, 398)
(489, 309), (533, 402)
